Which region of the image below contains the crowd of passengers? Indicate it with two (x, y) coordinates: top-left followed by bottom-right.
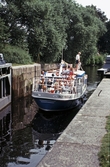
(38, 65), (76, 94)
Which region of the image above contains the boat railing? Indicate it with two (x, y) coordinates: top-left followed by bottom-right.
(33, 74), (86, 97)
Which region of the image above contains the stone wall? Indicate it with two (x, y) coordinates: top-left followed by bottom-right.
(41, 63), (59, 71)
(12, 64), (41, 99)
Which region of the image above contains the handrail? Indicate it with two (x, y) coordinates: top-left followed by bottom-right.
(34, 75), (85, 95)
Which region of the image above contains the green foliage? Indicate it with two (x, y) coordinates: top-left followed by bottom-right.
(98, 116), (110, 167)
(2, 45), (32, 64)
(0, 18), (10, 50)
(90, 5), (108, 22)
(98, 21), (110, 54)
(0, 0), (108, 64)
(26, 0), (68, 63)
(85, 54), (104, 65)
(94, 55), (104, 65)
(63, 4), (107, 64)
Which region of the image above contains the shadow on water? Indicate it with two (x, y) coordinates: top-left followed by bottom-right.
(0, 66), (100, 167)
(32, 106), (81, 154)
(32, 105), (82, 139)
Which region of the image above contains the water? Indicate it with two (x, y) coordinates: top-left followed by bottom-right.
(84, 66), (100, 97)
(0, 66), (100, 167)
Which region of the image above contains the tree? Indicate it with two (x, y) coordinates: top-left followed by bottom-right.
(0, 0), (108, 65)
(0, 18), (9, 50)
(1, 0), (69, 63)
(89, 5), (108, 22)
(98, 21), (110, 54)
(64, 4), (107, 65)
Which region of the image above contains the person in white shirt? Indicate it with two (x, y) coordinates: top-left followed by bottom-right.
(75, 52), (81, 71)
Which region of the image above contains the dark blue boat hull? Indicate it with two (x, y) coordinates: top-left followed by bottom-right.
(34, 98), (82, 111)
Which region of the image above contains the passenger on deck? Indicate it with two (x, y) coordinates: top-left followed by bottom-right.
(38, 77), (46, 92)
(62, 65), (70, 75)
(38, 80), (42, 91)
(47, 79), (52, 88)
(41, 70), (45, 76)
(75, 52), (81, 71)
(70, 79), (76, 94)
(69, 67), (73, 75)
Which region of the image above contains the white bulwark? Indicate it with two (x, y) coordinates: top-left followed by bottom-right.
(0, 53), (12, 110)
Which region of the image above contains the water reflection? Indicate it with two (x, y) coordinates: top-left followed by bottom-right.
(0, 96), (38, 167)
(0, 104), (12, 156)
(31, 107), (81, 165)
(12, 96), (38, 130)
(84, 66), (100, 97)
(32, 107), (81, 144)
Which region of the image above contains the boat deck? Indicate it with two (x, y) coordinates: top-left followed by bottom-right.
(33, 70), (87, 96)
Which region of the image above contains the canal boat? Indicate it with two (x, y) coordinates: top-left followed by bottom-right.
(0, 53), (12, 110)
(32, 61), (87, 111)
(97, 55), (110, 79)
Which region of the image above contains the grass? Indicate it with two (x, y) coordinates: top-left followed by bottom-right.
(98, 116), (110, 167)
(12, 62), (35, 66)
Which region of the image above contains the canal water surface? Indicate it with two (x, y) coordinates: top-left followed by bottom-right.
(0, 66), (100, 167)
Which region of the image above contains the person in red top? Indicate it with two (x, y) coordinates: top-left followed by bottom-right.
(69, 67), (73, 75)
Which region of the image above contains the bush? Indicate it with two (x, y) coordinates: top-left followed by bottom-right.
(85, 54), (104, 66)
(2, 45), (32, 64)
(94, 55), (104, 65)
